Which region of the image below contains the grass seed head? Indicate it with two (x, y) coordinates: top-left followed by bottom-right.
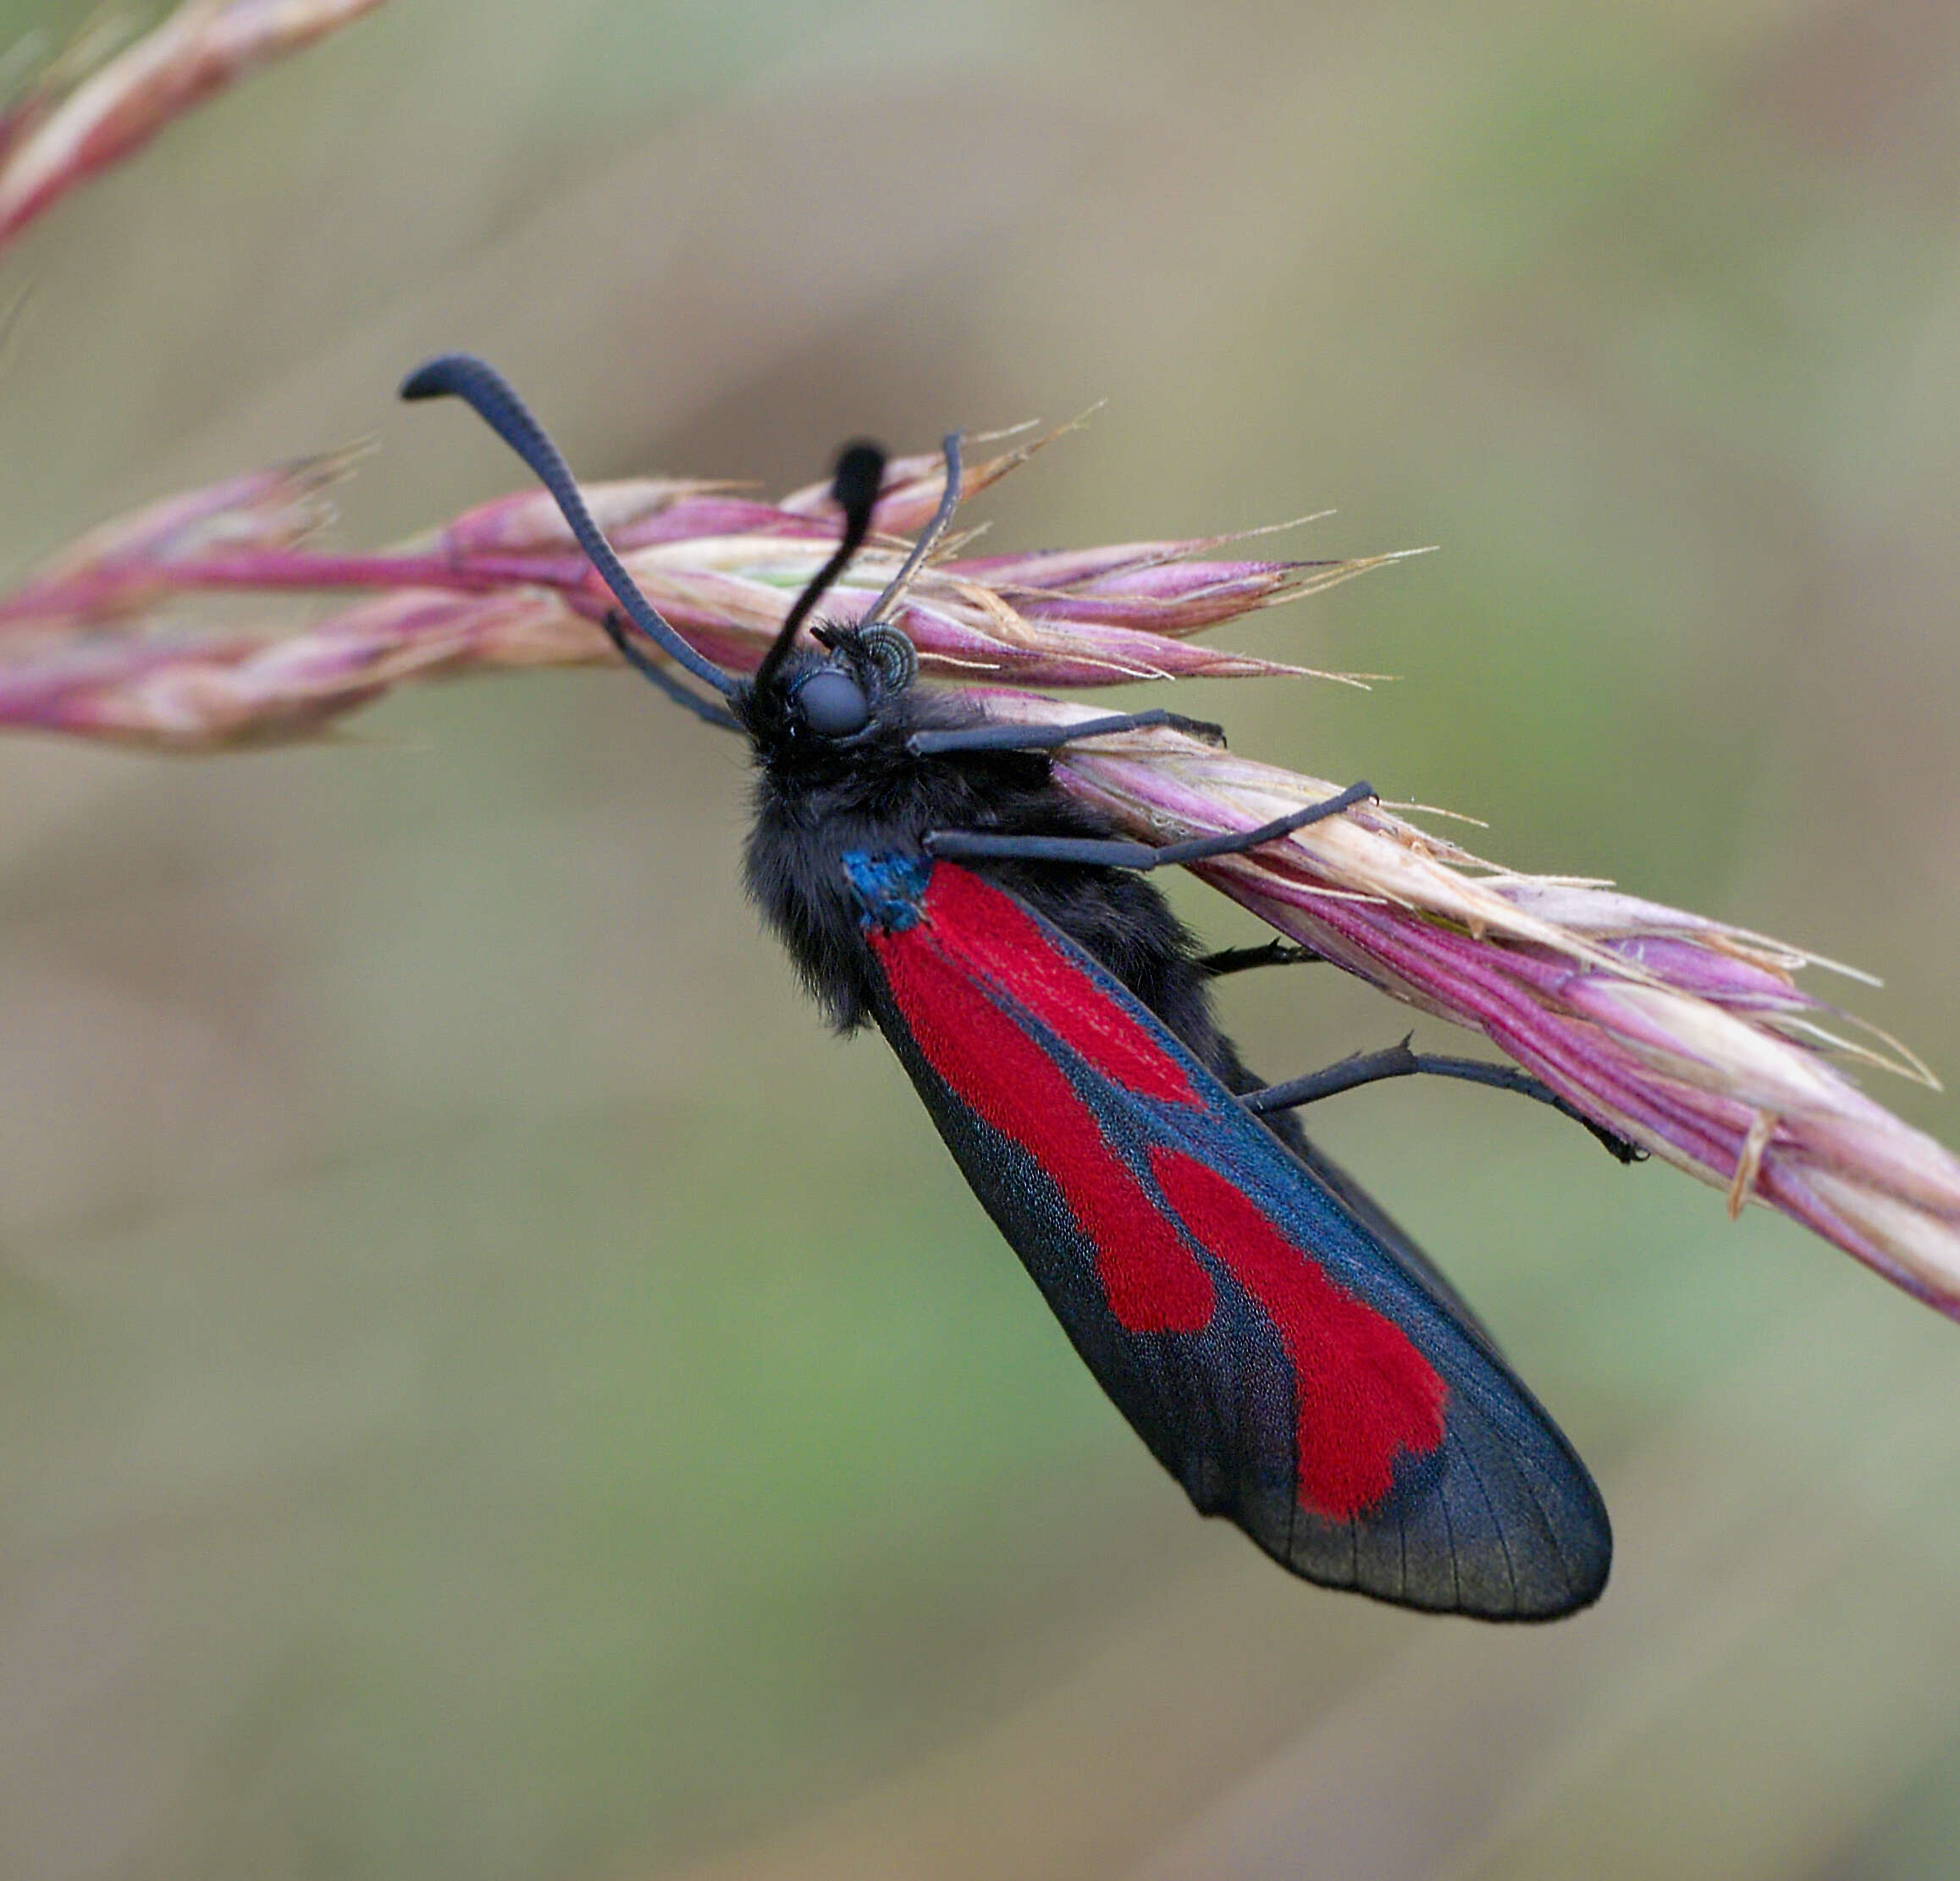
(3, 423), (1954, 1316)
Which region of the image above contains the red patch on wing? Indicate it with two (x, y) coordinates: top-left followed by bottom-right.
(916, 866), (1199, 1106)
(1149, 1148), (1447, 1521)
(871, 901), (1212, 1332)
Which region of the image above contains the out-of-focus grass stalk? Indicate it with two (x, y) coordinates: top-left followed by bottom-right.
(0, 0), (389, 250)
(3, 429), (1957, 1321)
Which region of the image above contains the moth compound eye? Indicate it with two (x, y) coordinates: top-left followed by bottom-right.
(795, 667), (870, 738)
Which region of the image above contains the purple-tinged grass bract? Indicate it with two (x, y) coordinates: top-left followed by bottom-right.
(0, 365), (1954, 1328)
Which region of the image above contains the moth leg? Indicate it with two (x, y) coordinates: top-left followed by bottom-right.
(1197, 940), (1323, 979)
(1245, 1037), (1645, 1165)
(925, 779), (1376, 869)
(907, 708), (1226, 758)
(602, 611), (744, 732)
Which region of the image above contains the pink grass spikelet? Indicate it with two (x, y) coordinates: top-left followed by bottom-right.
(1033, 709), (1960, 1317)
(3, 427), (1955, 1320)
(0, 435), (1378, 747)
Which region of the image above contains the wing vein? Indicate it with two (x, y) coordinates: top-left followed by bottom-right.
(1451, 1423), (1521, 1616)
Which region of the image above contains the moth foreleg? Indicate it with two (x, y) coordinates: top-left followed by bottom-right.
(925, 779), (1375, 869)
(907, 708), (1225, 758)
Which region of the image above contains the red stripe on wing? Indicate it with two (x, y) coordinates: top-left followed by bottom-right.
(916, 866), (1200, 1106)
(1149, 1148), (1447, 1521)
(871, 907), (1213, 1333)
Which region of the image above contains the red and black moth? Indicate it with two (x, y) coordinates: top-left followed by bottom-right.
(401, 355), (1621, 1620)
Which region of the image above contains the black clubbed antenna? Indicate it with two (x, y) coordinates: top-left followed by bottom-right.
(754, 441), (884, 694)
(400, 353), (737, 697)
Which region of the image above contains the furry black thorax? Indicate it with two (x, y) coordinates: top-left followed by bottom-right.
(733, 626), (1302, 1153)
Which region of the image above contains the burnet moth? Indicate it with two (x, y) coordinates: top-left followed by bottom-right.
(400, 354), (1620, 1620)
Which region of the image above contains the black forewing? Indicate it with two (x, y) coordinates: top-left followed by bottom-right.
(859, 862), (1610, 1620)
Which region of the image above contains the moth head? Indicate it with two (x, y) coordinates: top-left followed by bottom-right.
(751, 431), (960, 747)
(786, 620), (919, 742)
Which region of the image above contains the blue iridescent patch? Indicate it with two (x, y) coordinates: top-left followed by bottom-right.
(843, 852), (934, 933)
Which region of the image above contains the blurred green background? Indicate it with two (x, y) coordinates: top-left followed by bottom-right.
(2, 0), (1959, 1876)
